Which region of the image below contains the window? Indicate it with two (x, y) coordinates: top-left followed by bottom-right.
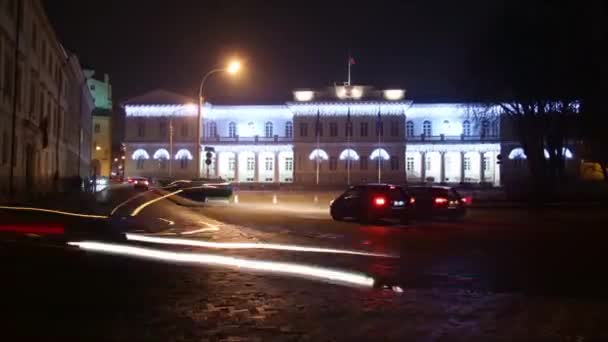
(285, 121), (293, 138)
(390, 121), (399, 137)
(94, 123), (100, 133)
(345, 121), (353, 137)
(376, 121), (383, 136)
(462, 120), (471, 136)
(464, 156), (471, 171)
(425, 155), (432, 170)
(137, 121), (145, 137)
(329, 122), (338, 137)
(208, 122), (217, 138)
(136, 158), (145, 169)
(159, 121), (167, 137)
(265, 157), (273, 171)
(265, 121), (273, 138)
(159, 158), (167, 169)
(360, 156), (368, 170)
(245, 157), (255, 171)
(315, 121), (323, 137)
(360, 122), (368, 137)
(483, 155), (491, 171)
(180, 123), (188, 137)
(406, 156), (414, 172)
(228, 122), (237, 138)
(406, 121), (414, 137)
(228, 157), (236, 171)
(423, 121), (432, 136)
(390, 156), (399, 170)
(481, 120), (490, 136)
(329, 156), (337, 170)
(285, 157), (293, 171)
(300, 123), (308, 137)
(180, 157), (189, 169)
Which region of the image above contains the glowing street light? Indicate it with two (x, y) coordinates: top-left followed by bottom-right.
(196, 59), (243, 178)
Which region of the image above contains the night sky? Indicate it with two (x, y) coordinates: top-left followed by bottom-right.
(44, 1), (506, 104)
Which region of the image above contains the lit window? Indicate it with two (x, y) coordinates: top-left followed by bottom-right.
(285, 157), (293, 171)
(483, 155), (491, 171)
(265, 157), (273, 171)
(247, 157), (255, 171)
(423, 121), (432, 137)
(406, 156), (414, 172)
(425, 155), (432, 170)
(464, 156), (471, 171)
(265, 122), (273, 138)
(228, 122), (237, 138)
(406, 121), (414, 137)
(285, 122), (293, 138)
(208, 122), (217, 138)
(228, 157), (236, 171)
(462, 120), (471, 136)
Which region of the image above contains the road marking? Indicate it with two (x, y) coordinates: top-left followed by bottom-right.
(130, 190), (183, 216)
(68, 241), (375, 288)
(0, 206), (108, 219)
(125, 233), (398, 258)
(109, 190), (151, 215)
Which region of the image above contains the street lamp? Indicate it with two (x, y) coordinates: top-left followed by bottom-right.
(196, 59), (242, 179)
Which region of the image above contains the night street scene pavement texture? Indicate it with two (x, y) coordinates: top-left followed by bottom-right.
(3, 0), (608, 341)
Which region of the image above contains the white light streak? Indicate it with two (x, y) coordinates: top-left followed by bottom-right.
(130, 190), (183, 216)
(209, 144), (294, 154)
(158, 218), (175, 225)
(110, 191), (151, 215)
(180, 227), (220, 235)
(125, 233), (398, 258)
(125, 104), (198, 117)
(0, 206), (108, 219)
(131, 149), (150, 160)
(68, 241), (375, 287)
(406, 143), (501, 153)
(205, 105), (293, 120)
(287, 102), (411, 116)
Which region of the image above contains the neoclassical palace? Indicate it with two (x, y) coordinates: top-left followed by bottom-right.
(122, 86), (577, 187)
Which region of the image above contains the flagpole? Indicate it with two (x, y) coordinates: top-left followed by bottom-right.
(346, 107), (351, 186)
(315, 109), (320, 186)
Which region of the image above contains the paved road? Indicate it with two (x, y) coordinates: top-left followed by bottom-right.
(2, 186), (608, 341)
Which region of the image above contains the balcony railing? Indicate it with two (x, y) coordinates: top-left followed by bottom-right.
(202, 135), (293, 144)
(406, 134), (500, 142)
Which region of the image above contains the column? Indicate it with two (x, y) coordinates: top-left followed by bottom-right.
(214, 152), (220, 179)
(274, 152), (280, 183)
(420, 151), (426, 182)
(254, 151), (260, 182)
(440, 151), (446, 183)
(234, 152), (240, 183)
(479, 151), (485, 183)
(460, 151), (465, 183)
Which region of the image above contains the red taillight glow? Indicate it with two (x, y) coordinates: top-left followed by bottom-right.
(143, 181), (149, 185)
(0, 223), (65, 235)
(434, 197), (448, 205)
(409, 197), (416, 204)
(373, 197), (387, 206)
(461, 197), (467, 203)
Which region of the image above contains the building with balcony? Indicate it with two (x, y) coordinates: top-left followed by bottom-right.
(122, 86), (579, 187)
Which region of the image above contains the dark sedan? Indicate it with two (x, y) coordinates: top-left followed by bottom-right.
(407, 186), (467, 220)
(330, 184), (412, 224)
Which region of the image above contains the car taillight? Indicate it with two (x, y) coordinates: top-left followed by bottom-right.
(373, 197), (387, 207)
(409, 197), (416, 204)
(434, 197), (448, 205)
(144, 181), (149, 185)
(461, 197), (467, 204)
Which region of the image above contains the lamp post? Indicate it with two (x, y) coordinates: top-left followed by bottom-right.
(196, 60), (241, 179)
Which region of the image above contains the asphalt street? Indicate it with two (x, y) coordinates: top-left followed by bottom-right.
(2, 186), (608, 341)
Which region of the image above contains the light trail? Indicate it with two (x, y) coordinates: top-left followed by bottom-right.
(158, 218), (175, 225)
(125, 233), (398, 258)
(0, 206), (108, 219)
(109, 190), (151, 215)
(68, 241), (375, 288)
(129, 190), (183, 216)
(180, 227), (220, 235)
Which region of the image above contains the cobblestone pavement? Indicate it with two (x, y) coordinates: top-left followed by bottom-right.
(3, 187), (608, 341)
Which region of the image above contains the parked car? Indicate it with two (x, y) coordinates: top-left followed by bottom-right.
(164, 178), (233, 202)
(407, 186), (467, 220)
(330, 184), (412, 224)
(127, 177), (149, 190)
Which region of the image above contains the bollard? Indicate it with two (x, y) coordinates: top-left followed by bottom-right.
(272, 193), (278, 204)
(234, 194), (239, 204)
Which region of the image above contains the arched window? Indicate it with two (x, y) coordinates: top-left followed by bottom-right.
(423, 120), (432, 137)
(175, 149), (193, 169)
(406, 121), (414, 137)
(265, 121), (273, 138)
(481, 119), (490, 136)
(370, 148), (390, 160)
(339, 149), (359, 161)
(153, 148), (170, 169)
(462, 120), (471, 136)
(285, 121), (293, 138)
(228, 122), (237, 138)
(131, 149), (150, 160)
(508, 148), (527, 160)
(208, 122), (217, 138)
(309, 149), (329, 161)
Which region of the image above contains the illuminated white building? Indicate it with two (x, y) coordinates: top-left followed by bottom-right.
(122, 86), (577, 187)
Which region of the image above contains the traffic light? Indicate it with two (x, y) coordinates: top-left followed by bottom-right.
(205, 152), (213, 166)
(496, 154), (502, 164)
(204, 147), (215, 178)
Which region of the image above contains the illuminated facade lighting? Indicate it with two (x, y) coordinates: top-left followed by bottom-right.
(125, 104), (198, 117)
(309, 149), (329, 160)
(339, 149), (360, 161)
(383, 89), (405, 101)
(153, 148), (170, 160)
(174, 149), (193, 160)
(293, 90), (315, 102)
(131, 149), (150, 160)
(370, 148), (390, 160)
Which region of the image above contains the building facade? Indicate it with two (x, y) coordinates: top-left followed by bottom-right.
(0, 0), (95, 199)
(85, 70), (112, 177)
(123, 86), (578, 187)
